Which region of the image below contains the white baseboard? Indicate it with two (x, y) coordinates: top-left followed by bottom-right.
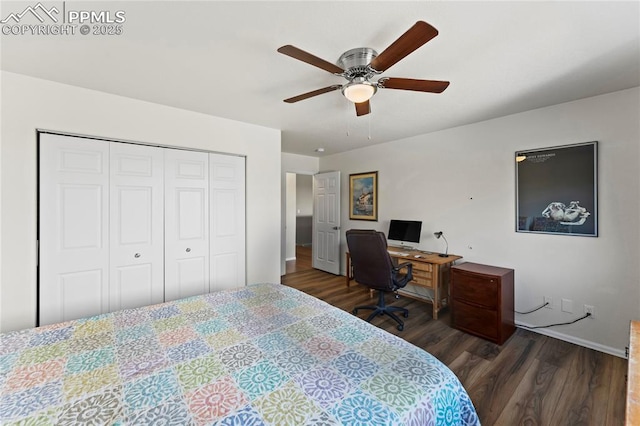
(285, 256), (296, 261)
(516, 320), (626, 359)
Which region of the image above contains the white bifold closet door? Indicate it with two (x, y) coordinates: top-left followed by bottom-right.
(39, 134), (111, 325)
(164, 149), (210, 301)
(109, 143), (165, 311)
(39, 135), (246, 325)
(209, 153), (246, 291)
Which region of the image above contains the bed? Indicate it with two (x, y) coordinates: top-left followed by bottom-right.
(0, 283), (479, 425)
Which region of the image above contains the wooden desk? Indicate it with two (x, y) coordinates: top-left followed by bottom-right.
(345, 248), (462, 320)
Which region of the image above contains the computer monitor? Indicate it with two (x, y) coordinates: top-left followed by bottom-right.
(387, 220), (422, 248)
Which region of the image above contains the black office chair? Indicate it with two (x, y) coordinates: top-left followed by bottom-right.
(346, 229), (413, 331)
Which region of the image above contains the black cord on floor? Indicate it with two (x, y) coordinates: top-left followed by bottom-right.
(515, 302), (549, 315)
(519, 312), (591, 329)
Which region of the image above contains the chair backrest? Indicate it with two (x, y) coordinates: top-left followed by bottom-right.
(346, 229), (395, 291)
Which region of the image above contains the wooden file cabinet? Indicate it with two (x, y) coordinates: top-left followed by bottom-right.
(451, 262), (515, 345)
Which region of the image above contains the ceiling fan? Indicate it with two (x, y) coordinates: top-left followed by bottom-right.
(277, 21), (449, 117)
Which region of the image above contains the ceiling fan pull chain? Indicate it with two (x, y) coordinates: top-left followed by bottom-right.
(368, 114), (372, 140)
(346, 102), (351, 136)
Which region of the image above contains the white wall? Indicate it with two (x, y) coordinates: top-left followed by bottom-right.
(296, 174), (313, 216)
(280, 153), (319, 275)
(321, 87), (640, 357)
(0, 71), (282, 332)
(285, 173), (297, 260)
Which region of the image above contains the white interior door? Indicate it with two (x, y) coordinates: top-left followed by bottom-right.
(109, 143), (164, 311)
(39, 134), (110, 325)
(164, 149), (210, 301)
(313, 171), (341, 275)
(210, 153), (246, 291)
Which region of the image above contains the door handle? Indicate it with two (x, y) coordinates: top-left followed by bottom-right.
(134, 253), (141, 258)
(186, 248), (191, 253)
(332, 226), (340, 230)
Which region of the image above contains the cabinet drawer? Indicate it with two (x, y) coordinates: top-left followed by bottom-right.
(452, 300), (498, 340)
(452, 272), (498, 308)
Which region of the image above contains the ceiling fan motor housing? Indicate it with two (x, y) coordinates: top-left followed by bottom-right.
(338, 47), (379, 80)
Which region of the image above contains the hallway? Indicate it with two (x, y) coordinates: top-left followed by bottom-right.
(285, 245), (313, 274)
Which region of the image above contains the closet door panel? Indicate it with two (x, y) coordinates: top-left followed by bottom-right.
(110, 143), (164, 311)
(165, 149), (210, 301)
(39, 134), (110, 325)
(210, 154), (245, 291)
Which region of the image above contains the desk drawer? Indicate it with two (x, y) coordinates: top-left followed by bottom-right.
(411, 275), (433, 288)
(411, 263), (433, 288)
(411, 261), (433, 273)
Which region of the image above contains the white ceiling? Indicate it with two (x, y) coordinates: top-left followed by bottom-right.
(1, 1), (639, 156)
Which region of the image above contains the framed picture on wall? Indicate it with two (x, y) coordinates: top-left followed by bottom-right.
(516, 141), (598, 236)
(349, 171), (378, 221)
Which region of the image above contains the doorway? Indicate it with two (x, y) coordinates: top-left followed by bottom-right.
(285, 173), (314, 274)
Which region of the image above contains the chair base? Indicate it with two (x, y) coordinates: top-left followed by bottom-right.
(353, 290), (409, 331)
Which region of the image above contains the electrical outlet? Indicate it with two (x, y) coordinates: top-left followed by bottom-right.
(544, 296), (553, 309)
(584, 305), (595, 317)
(561, 298), (573, 313)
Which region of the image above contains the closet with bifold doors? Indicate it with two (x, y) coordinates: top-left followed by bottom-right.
(38, 133), (246, 326)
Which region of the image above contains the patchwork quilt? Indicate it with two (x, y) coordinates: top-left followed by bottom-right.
(0, 283), (480, 425)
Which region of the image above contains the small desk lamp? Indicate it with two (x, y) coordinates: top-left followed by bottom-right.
(434, 231), (449, 257)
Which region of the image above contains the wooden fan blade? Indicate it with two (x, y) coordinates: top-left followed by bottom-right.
(355, 100), (371, 116)
(277, 45), (344, 74)
(283, 85), (342, 103)
(369, 21), (438, 72)
(379, 78), (449, 93)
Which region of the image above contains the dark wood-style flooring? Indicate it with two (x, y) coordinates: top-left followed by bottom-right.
(282, 246), (627, 426)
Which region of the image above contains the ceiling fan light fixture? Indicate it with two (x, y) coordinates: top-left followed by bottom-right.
(342, 79), (377, 103)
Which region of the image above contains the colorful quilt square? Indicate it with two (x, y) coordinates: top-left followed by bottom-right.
(253, 381), (319, 424)
(124, 369), (179, 411)
(67, 333), (112, 354)
(116, 324), (154, 344)
(361, 372), (423, 414)
(5, 358), (65, 392)
(234, 360), (287, 400)
(152, 316), (187, 333)
(158, 326), (198, 348)
(119, 352), (167, 382)
(205, 329), (247, 351)
(66, 347), (115, 374)
(29, 327), (73, 347)
(186, 376), (247, 425)
(254, 331), (294, 353)
(0, 381), (62, 421)
(214, 405), (265, 426)
(62, 365), (119, 400)
(166, 339), (209, 364)
(116, 336), (160, 361)
(274, 348), (317, 377)
(57, 386), (122, 425)
(194, 318), (229, 336)
(175, 354), (226, 391)
(73, 318), (114, 338)
(149, 304), (181, 320)
(126, 396), (193, 426)
(303, 335), (346, 362)
(219, 342), (262, 371)
(296, 367), (350, 408)
(17, 342), (68, 366)
(332, 351), (379, 384)
(331, 390), (399, 426)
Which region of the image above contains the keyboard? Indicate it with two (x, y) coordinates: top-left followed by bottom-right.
(388, 251), (409, 256)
